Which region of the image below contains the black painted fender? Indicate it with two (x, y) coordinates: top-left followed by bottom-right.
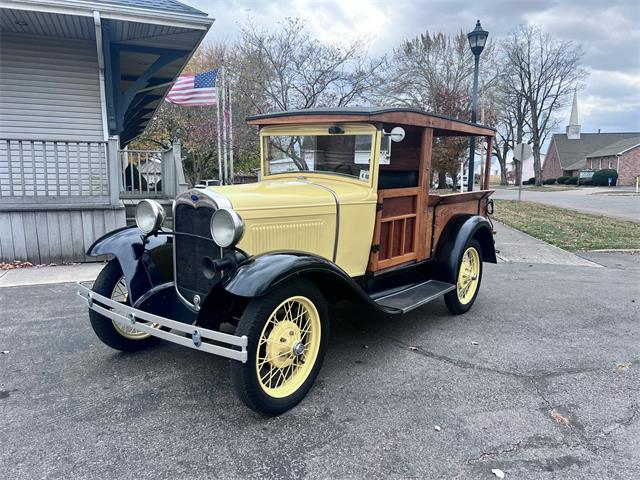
(221, 251), (381, 308)
(86, 226), (173, 303)
(434, 215), (496, 285)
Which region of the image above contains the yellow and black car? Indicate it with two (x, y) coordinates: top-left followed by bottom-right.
(78, 107), (497, 414)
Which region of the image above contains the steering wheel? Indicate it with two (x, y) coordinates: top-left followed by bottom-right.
(333, 163), (358, 176)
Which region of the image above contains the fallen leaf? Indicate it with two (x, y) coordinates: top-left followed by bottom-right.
(0, 350), (9, 354)
(409, 346), (419, 351)
(491, 468), (505, 479)
(363, 345), (369, 350)
(434, 425), (441, 432)
(471, 341), (479, 346)
(616, 362), (632, 371)
(549, 409), (570, 427)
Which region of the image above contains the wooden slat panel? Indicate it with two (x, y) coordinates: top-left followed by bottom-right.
(431, 201), (481, 255)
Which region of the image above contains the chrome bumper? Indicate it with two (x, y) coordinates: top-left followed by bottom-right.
(77, 283), (247, 362)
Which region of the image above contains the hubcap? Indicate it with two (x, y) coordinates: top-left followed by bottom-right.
(256, 296), (321, 398)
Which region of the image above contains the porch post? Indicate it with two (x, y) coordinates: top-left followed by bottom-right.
(162, 146), (176, 199)
(107, 136), (121, 206)
(172, 140), (188, 195)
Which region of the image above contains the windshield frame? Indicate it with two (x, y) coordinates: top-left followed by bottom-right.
(259, 123), (380, 187)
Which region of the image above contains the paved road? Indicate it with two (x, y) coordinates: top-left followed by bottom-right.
(1, 254), (638, 479)
(491, 187), (640, 223)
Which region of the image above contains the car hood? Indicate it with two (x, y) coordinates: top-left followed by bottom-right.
(209, 177), (337, 218)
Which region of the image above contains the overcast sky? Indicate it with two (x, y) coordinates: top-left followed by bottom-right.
(188, 0), (640, 134)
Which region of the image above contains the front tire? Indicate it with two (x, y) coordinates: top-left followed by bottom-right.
(89, 259), (161, 352)
(444, 238), (483, 314)
(231, 279), (329, 415)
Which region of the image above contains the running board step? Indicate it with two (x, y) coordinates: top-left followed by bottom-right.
(374, 280), (456, 314)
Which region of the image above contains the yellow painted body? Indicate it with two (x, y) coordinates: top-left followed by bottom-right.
(209, 123), (382, 277)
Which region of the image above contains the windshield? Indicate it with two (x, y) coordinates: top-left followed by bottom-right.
(264, 134), (373, 182)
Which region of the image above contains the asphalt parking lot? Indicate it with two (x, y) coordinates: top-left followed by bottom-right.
(1, 254), (639, 479)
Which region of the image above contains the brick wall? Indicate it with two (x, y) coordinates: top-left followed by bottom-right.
(542, 140), (563, 179)
(618, 146), (640, 185)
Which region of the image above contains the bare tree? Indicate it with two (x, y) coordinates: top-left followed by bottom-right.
(380, 31), (498, 187)
(231, 17), (383, 112)
(502, 26), (586, 185)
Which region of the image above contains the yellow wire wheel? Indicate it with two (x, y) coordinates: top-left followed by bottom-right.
(456, 247), (481, 305)
(444, 239), (483, 314)
(256, 296), (321, 398)
(231, 279), (328, 415)
(89, 259), (162, 352)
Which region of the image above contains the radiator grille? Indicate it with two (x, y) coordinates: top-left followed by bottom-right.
(174, 203), (222, 304)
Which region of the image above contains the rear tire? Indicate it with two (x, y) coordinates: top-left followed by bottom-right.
(231, 279), (329, 415)
(89, 259), (161, 352)
(444, 238), (483, 314)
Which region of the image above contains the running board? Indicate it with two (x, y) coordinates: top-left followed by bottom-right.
(374, 280), (455, 314)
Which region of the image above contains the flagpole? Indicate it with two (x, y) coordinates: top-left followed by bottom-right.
(228, 83), (234, 184)
(221, 66), (228, 185)
(215, 71), (223, 185)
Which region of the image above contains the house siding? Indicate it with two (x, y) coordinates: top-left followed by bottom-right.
(0, 32), (104, 142)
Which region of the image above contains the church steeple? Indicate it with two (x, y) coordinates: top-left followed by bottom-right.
(566, 90), (581, 139)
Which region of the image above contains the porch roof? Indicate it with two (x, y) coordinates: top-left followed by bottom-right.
(0, 0), (213, 145)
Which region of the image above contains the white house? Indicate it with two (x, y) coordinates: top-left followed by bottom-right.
(0, 0), (213, 263)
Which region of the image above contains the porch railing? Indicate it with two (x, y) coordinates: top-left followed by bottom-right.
(0, 139), (109, 205)
(118, 141), (186, 200)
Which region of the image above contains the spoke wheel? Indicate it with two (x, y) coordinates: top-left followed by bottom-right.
(89, 260), (162, 352)
(109, 276), (160, 340)
(444, 238), (483, 314)
(231, 280), (329, 415)
(256, 296), (321, 398)
(456, 247), (480, 305)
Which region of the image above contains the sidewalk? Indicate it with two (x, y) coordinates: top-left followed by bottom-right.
(0, 223), (600, 288)
(493, 221), (599, 267)
(0, 263), (104, 288)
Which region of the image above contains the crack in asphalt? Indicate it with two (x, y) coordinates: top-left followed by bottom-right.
(453, 440), (524, 480)
(385, 337), (640, 456)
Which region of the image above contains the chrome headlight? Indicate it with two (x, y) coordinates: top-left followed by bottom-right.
(135, 199), (166, 234)
(210, 208), (244, 247)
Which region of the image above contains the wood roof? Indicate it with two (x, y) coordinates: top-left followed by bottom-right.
(247, 107), (495, 137)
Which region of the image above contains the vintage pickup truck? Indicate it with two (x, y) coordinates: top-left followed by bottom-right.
(78, 107), (496, 414)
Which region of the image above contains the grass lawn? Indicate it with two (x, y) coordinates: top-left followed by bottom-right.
(492, 200), (640, 251)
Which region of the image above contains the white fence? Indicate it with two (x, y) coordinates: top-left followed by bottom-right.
(0, 139), (109, 204)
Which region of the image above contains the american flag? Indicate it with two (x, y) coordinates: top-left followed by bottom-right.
(165, 70), (218, 106)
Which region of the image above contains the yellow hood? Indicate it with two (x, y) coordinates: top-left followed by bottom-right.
(209, 178), (336, 219)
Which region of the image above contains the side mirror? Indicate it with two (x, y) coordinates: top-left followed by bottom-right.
(381, 127), (405, 165)
(389, 127), (405, 143)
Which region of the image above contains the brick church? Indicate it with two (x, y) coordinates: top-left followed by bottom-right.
(542, 93), (639, 185)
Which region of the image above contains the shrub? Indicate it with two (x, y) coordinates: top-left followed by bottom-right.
(578, 178), (593, 186)
(527, 177), (536, 185)
(543, 178), (557, 185)
(566, 176), (578, 185)
(557, 176), (571, 184)
(592, 169), (618, 186)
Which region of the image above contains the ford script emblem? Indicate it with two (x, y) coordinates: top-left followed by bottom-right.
(191, 194), (199, 201)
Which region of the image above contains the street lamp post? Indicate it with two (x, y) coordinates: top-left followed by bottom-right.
(466, 20), (488, 192)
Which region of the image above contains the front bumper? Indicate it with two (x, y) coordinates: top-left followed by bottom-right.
(77, 283), (247, 362)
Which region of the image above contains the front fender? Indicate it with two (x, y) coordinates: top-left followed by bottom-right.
(221, 251), (392, 310)
(87, 226), (172, 303)
(434, 215), (496, 284)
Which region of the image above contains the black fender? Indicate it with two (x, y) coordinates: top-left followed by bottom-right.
(86, 226), (173, 303)
(434, 215), (496, 285)
(221, 251), (382, 308)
